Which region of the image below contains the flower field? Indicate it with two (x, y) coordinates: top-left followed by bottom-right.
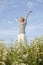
(0, 36), (43, 65)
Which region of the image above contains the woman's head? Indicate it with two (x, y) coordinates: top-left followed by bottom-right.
(20, 17), (25, 23)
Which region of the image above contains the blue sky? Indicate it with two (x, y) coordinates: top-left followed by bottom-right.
(0, 0), (43, 43)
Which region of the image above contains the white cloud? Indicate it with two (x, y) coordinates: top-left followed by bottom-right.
(37, 0), (43, 2)
(26, 1), (38, 9)
(26, 0), (43, 10)
(0, 0), (26, 12)
(2, 19), (6, 21)
(0, 0), (7, 11)
(0, 30), (18, 43)
(1, 19), (13, 24)
(8, 21), (13, 24)
(26, 2), (33, 9)
(0, 30), (17, 35)
(26, 25), (43, 30)
(27, 2), (33, 7)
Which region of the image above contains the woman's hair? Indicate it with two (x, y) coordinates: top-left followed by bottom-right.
(20, 17), (25, 22)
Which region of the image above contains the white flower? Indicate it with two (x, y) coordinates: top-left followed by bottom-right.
(37, 47), (39, 50)
(3, 51), (8, 55)
(0, 62), (5, 65)
(39, 59), (42, 61)
(22, 54), (28, 58)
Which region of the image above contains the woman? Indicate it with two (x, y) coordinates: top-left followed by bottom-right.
(16, 11), (32, 43)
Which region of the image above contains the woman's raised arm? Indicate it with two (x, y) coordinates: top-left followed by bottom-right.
(25, 10), (32, 21)
(16, 17), (19, 23)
